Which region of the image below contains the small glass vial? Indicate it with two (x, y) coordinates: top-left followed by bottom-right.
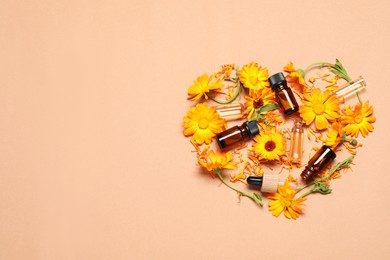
(290, 119), (304, 164)
(216, 120), (259, 149)
(334, 76), (366, 99)
(269, 72), (299, 115)
(300, 145), (336, 183)
(214, 103), (244, 121)
(247, 173), (279, 193)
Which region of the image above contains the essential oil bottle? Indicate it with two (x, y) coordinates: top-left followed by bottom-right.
(300, 145), (336, 183)
(216, 120), (259, 149)
(214, 103), (244, 121)
(246, 172), (279, 193)
(334, 76), (366, 99)
(269, 72), (299, 115)
(290, 118), (304, 164)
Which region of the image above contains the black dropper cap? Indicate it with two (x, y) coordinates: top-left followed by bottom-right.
(243, 120), (259, 138)
(247, 176), (263, 187)
(268, 72), (286, 90)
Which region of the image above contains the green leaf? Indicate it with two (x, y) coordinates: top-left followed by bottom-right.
(334, 59), (343, 71)
(330, 69), (349, 82)
(335, 59), (346, 72)
(330, 69), (341, 76)
(254, 103), (279, 114)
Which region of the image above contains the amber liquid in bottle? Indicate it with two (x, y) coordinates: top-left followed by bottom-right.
(269, 72), (299, 115)
(217, 121), (259, 149)
(290, 119), (304, 164)
(300, 145), (336, 183)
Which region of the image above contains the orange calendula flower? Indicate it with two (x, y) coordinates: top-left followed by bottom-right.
(197, 146), (239, 172)
(341, 101), (376, 138)
(262, 110), (283, 127)
(238, 62), (269, 90)
(267, 180), (306, 219)
(183, 103), (226, 145)
(252, 129), (286, 161)
(299, 88), (340, 130)
(215, 64), (235, 78)
(283, 62), (306, 92)
(324, 122), (344, 149)
(230, 169), (246, 183)
(187, 73), (224, 101)
(244, 88), (276, 119)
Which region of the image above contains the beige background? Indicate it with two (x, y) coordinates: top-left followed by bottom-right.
(1, 0), (389, 259)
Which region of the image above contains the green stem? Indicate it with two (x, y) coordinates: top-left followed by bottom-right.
(295, 156), (354, 197)
(208, 80), (241, 105)
(300, 190), (313, 198)
(356, 92), (363, 103)
(304, 61), (353, 82)
(215, 171), (264, 206)
(320, 156), (354, 181)
(304, 62), (335, 74)
(295, 183), (313, 194)
(341, 137), (358, 146)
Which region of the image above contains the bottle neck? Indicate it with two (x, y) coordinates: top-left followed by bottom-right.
(272, 82), (287, 91)
(301, 167), (315, 183)
(238, 125), (250, 139)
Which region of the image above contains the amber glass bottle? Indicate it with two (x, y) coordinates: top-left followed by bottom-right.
(269, 72), (299, 115)
(300, 145), (336, 183)
(216, 121), (259, 149)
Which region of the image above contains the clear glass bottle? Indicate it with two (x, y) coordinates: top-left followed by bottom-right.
(216, 120), (259, 149)
(269, 72), (299, 115)
(290, 119), (304, 164)
(214, 103), (244, 121)
(334, 76), (366, 99)
(300, 145), (336, 183)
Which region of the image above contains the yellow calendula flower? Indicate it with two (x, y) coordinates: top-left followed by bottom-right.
(341, 101), (376, 138)
(267, 180), (306, 220)
(244, 88), (276, 119)
(283, 62), (306, 92)
(252, 129), (286, 161)
(299, 88), (340, 130)
(324, 122), (344, 149)
(197, 146), (239, 172)
(183, 103), (226, 145)
(238, 62), (269, 90)
(187, 73), (224, 101)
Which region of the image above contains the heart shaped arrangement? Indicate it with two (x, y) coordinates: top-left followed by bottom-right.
(182, 60), (376, 219)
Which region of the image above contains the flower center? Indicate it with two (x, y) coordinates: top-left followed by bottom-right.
(313, 103), (325, 115)
(281, 197), (292, 207)
(253, 99), (264, 109)
(264, 140), (276, 151)
(354, 115), (363, 124)
(198, 119), (209, 129)
(249, 76), (258, 86)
